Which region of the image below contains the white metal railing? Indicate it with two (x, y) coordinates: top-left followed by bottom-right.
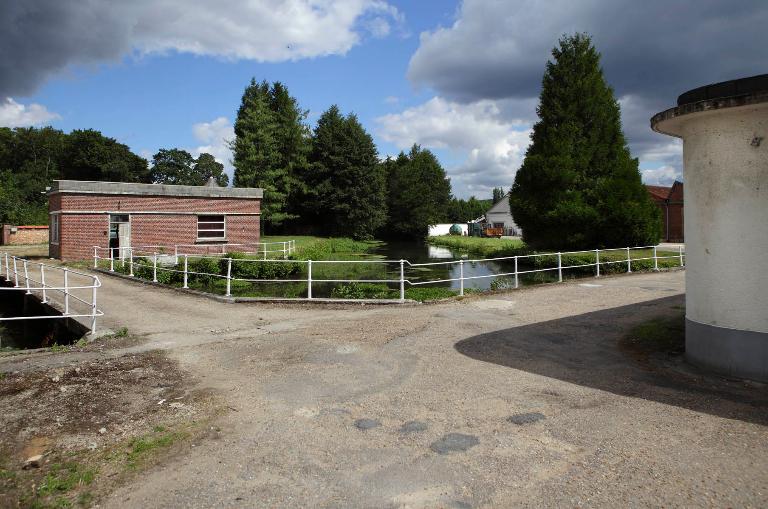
(92, 244), (684, 302)
(93, 240), (296, 267)
(0, 252), (103, 332)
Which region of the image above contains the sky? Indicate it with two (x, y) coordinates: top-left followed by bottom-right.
(1, 0), (766, 198)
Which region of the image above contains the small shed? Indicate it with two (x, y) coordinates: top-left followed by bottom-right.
(48, 180), (263, 261)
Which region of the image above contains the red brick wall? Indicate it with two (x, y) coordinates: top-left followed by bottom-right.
(0, 225), (49, 245)
(50, 193), (260, 260)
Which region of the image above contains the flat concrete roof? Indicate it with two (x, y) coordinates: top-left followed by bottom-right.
(49, 180), (263, 199)
(651, 74), (768, 136)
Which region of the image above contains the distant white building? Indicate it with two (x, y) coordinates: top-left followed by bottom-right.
(428, 223), (468, 236)
(484, 194), (522, 237)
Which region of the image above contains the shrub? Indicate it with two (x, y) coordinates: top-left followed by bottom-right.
(331, 283), (395, 299)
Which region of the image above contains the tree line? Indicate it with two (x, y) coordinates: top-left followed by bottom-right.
(0, 128), (231, 225)
(231, 79), (492, 239)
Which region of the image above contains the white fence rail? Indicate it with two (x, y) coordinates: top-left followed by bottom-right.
(96, 240), (296, 266)
(93, 244), (685, 302)
(0, 253), (103, 331)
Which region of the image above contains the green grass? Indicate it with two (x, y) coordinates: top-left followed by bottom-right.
(428, 235), (526, 258)
(125, 429), (187, 469)
(623, 313), (685, 358)
(37, 462), (96, 497)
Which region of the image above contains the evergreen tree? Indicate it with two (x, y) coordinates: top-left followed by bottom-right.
(492, 187), (505, 204)
(231, 79), (308, 230)
(306, 105), (386, 239)
(509, 34), (661, 250)
(386, 145), (451, 239)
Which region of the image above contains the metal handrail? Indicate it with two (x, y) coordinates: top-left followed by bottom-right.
(0, 253), (103, 332)
(93, 243), (684, 302)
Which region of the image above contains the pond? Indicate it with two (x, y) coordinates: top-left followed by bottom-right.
(374, 241), (559, 291)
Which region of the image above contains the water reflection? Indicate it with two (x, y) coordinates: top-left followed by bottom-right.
(375, 241), (555, 291)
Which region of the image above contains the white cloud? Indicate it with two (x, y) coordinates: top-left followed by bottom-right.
(0, 97), (60, 127)
(191, 117), (235, 182)
(376, 97), (532, 197)
(2, 0), (404, 96)
(641, 165), (682, 186)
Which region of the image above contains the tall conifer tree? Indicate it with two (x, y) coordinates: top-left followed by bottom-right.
(509, 34), (660, 250)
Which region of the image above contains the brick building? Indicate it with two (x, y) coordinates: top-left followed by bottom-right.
(1, 225), (49, 245)
(646, 181), (684, 242)
(48, 180), (262, 261)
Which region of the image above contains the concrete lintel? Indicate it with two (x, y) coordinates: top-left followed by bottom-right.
(50, 180), (263, 200)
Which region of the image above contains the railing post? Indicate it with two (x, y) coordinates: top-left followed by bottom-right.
(225, 258), (232, 297)
(63, 268), (70, 315)
(399, 260), (405, 302)
(174, 245), (179, 264)
(183, 254), (189, 289)
(110, 250), (114, 272)
(653, 246), (659, 271)
(283, 242), (287, 259)
(307, 260), (313, 299)
(152, 252), (158, 282)
(23, 260), (31, 294)
(40, 264), (47, 303)
(129, 248), (134, 277)
(93, 247), (98, 269)
(679, 245), (684, 267)
(557, 252), (562, 283)
(626, 247), (632, 273)
(595, 249), (600, 277)
(90, 283), (98, 333)
(13, 257), (19, 287)
(459, 259), (464, 296)
(514, 255), (519, 289)
(4, 253), (9, 281)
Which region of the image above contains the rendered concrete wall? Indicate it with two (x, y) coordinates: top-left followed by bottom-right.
(663, 102), (767, 380)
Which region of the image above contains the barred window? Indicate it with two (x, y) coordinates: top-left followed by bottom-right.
(197, 215), (225, 240)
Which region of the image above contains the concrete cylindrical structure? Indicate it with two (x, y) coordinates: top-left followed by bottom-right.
(651, 74), (768, 381)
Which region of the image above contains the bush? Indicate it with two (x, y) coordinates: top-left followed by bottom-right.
(404, 287), (457, 301)
(187, 257), (221, 285)
(331, 282), (395, 299)
(225, 252), (302, 280)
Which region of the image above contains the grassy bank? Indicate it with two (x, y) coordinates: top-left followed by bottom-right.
(427, 235), (525, 258)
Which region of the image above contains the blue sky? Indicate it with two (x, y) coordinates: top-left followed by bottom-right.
(2, 1), (766, 197)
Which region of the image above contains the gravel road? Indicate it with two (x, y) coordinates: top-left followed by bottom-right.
(8, 269), (768, 507)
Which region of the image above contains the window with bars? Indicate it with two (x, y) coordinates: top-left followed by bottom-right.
(197, 215), (226, 240)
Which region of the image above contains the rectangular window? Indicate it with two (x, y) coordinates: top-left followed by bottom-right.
(197, 215), (225, 240)
(50, 214), (60, 244)
(493, 222), (504, 229)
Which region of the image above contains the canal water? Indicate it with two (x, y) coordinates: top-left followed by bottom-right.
(374, 241), (558, 291)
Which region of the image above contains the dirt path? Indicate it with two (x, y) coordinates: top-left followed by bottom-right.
(5, 270), (768, 507)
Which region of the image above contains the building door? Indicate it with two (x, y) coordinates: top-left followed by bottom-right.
(109, 214), (130, 259)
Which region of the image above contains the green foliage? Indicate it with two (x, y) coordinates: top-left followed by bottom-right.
(492, 187), (506, 204)
(224, 252), (301, 280)
(150, 149), (229, 186)
(37, 462), (96, 497)
(194, 153), (228, 186)
(428, 235), (527, 258)
(405, 287), (457, 301)
(447, 196), (491, 223)
(126, 430), (186, 469)
(0, 126), (149, 224)
(232, 79), (309, 229)
(331, 283), (395, 299)
(61, 129), (149, 183)
(509, 33), (661, 250)
(187, 257), (221, 285)
(291, 237), (379, 260)
(301, 105), (387, 239)
(385, 145), (452, 239)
